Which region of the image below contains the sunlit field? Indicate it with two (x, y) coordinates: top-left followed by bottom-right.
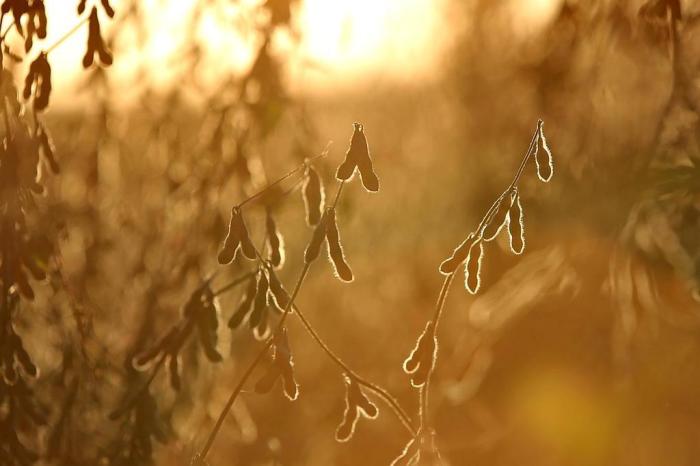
(2, 1), (700, 466)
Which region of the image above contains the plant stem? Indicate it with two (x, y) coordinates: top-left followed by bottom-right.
(418, 273), (454, 437)
(237, 151), (328, 209)
(419, 120), (543, 439)
(196, 262), (310, 463)
(509, 120), (542, 190)
(212, 271), (256, 296)
(292, 304), (417, 435)
(46, 16), (90, 55)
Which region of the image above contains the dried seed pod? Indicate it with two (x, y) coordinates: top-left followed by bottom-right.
(276, 329), (298, 400)
(335, 376), (360, 442)
(265, 209), (285, 269)
(281, 363), (299, 400)
(195, 286), (223, 362)
(197, 321), (223, 362)
(507, 191), (525, 255)
(439, 233), (475, 275)
(403, 321), (437, 387)
(228, 275), (257, 329)
(335, 403), (358, 442)
(352, 125), (380, 192)
(304, 210), (327, 264)
(267, 268), (290, 312)
(465, 240), (484, 294)
(252, 313), (270, 341)
(248, 272), (269, 328)
(302, 165), (324, 226)
(132, 344), (163, 371)
(336, 127), (360, 181)
(347, 378), (378, 419)
(336, 123), (379, 192)
(254, 329), (298, 400)
(167, 352), (181, 391)
(482, 191), (514, 241)
(23, 53), (51, 111)
(24, 1), (47, 52)
(237, 211), (257, 260)
(100, 0), (115, 17)
(325, 208), (354, 282)
(410, 353), (434, 388)
(132, 325), (180, 370)
(218, 208), (241, 264)
(335, 374), (378, 442)
(37, 124), (59, 174)
(83, 7), (113, 68)
(10, 335), (38, 378)
(218, 207), (256, 263)
(535, 122), (553, 182)
(403, 321), (433, 374)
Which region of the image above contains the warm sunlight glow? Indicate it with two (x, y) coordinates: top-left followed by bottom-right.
(294, 0), (450, 89)
(510, 0), (562, 38)
(35, 0), (562, 105)
(38, 0), (452, 104)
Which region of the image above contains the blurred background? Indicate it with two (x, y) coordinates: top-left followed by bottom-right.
(4, 0), (700, 465)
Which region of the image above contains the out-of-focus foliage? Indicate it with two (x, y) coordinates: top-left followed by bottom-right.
(3, 0), (700, 465)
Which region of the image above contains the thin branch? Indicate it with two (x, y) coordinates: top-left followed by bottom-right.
(111, 354), (167, 418)
(419, 120), (544, 441)
(292, 303), (417, 435)
(196, 262), (311, 463)
(45, 16), (89, 55)
(212, 270), (256, 296)
(237, 148), (329, 209)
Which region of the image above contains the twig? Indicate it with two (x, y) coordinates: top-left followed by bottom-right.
(236, 147), (329, 209)
(45, 16), (89, 55)
(292, 303), (416, 435)
(196, 262), (311, 462)
(418, 121), (543, 440)
(212, 270), (256, 296)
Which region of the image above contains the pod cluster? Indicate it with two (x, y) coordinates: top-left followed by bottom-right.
(132, 283), (223, 392)
(254, 329), (299, 401)
(335, 375), (378, 442)
(336, 123), (380, 192)
(23, 0), (47, 52)
(304, 208), (353, 282)
(228, 267), (291, 340)
(23, 53), (51, 111)
(82, 6), (113, 68)
(438, 120), (554, 294)
(218, 206), (256, 264)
